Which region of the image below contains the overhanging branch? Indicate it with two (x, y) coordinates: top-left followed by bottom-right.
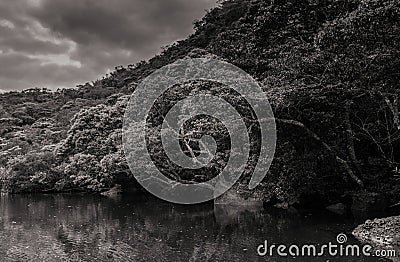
(276, 118), (365, 189)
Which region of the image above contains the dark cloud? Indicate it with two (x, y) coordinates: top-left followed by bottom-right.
(0, 52), (94, 90)
(0, 22), (71, 55)
(0, 0), (217, 91)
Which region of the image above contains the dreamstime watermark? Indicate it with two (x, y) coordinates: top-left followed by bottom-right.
(122, 58), (276, 204)
(257, 233), (398, 259)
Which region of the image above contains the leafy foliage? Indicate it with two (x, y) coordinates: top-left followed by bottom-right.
(0, 0), (399, 207)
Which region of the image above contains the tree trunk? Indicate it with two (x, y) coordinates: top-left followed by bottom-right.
(276, 118), (365, 189)
(344, 105), (363, 178)
(385, 95), (400, 130)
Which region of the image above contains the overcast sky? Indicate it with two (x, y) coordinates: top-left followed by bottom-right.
(0, 0), (217, 92)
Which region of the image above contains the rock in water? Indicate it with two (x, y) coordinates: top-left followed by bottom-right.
(326, 203), (347, 215)
(101, 185), (122, 197)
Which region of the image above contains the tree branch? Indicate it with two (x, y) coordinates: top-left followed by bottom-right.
(276, 118), (365, 189)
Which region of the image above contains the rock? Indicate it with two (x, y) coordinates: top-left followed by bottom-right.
(214, 184), (263, 207)
(326, 203), (347, 215)
(353, 216), (400, 261)
(214, 184), (264, 225)
(274, 202), (289, 210)
(100, 185), (122, 197)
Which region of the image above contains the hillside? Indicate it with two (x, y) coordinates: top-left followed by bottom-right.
(1, 0), (399, 208)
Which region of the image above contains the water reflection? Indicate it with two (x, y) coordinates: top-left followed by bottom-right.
(0, 194), (380, 261)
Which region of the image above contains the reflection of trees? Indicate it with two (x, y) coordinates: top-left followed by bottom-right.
(0, 194), (373, 261)
(0, 194), (289, 261)
(0, 221), (69, 261)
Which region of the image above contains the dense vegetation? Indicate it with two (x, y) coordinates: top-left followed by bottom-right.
(1, 0), (399, 208)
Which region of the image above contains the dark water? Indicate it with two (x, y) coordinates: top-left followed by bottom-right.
(0, 193), (386, 261)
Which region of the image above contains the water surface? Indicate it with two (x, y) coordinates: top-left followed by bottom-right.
(0, 193), (384, 261)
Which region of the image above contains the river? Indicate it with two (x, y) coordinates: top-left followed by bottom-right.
(0, 193), (384, 261)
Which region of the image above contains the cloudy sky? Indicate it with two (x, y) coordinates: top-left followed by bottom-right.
(0, 0), (217, 92)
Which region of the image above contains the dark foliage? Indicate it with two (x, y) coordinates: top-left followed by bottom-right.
(1, 0), (399, 207)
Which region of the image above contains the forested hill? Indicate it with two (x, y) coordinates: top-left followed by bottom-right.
(1, 0), (399, 208)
